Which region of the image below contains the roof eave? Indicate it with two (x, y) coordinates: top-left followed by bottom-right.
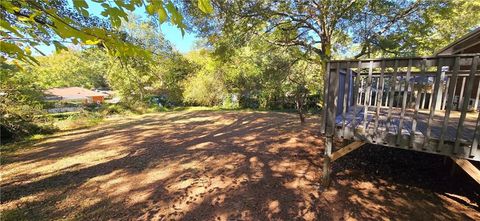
(435, 26), (480, 56)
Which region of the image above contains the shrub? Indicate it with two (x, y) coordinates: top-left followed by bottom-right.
(183, 72), (227, 106)
(0, 62), (49, 143)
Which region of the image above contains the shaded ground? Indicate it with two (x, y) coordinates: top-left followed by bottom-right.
(1, 110), (479, 220)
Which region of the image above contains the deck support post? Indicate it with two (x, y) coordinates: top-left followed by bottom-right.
(322, 136), (333, 186)
(322, 140), (366, 187)
(322, 155), (331, 186)
(323, 60), (337, 187)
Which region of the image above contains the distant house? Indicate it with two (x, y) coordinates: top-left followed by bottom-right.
(44, 87), (106, 104)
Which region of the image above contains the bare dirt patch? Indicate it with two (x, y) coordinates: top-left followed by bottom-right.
(1, 110), (479, 220)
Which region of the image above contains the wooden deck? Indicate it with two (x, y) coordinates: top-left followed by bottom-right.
(323, 54), (480, 162)
(335, 106), (480, 160)
(336, 106), (478, 142)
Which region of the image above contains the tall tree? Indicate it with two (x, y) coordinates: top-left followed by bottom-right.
(24, 48), (109, 89)
(105, 14), (194, 104)
(183, 0), (433, 61)
(387, 0), (480, 56)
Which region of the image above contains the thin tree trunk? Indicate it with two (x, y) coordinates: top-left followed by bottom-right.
(295, 94), (306, 124)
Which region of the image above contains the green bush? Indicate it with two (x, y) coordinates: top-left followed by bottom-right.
(0, 62), (51, 143)
(183, 72), (227, 106)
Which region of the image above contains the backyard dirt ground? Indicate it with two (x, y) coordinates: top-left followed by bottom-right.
(1, 110), (479, 220)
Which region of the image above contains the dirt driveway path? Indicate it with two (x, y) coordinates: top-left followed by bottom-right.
(1, 110), (479, 220)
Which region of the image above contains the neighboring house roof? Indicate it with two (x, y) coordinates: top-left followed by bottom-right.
(435, 27), (480, 55)
(44, 87), (106, 100)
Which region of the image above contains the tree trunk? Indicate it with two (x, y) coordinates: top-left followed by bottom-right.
(295, 94), (306, 124)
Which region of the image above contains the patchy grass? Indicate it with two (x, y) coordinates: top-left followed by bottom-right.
(1, 110), (478, 220)
(0, 134), (51, 160)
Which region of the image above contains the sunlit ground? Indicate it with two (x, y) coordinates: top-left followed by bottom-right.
(1, 110), (479, 220)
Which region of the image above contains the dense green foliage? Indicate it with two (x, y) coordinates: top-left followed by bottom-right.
(25, 49), (108, 89)
(183, 50), (227, 106)
(182, 0), (479, 58)
(0, 63), (50, 141)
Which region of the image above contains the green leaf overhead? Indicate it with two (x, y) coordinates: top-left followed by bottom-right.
(158, 5), (168, 23)
(166, 1), (186, 36)
(72, 0), (89, 17)
(0, 0), (213, 64)
(198, 0), (214, 14)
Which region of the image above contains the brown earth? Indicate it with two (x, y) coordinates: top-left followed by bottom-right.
(0, 110), (479, 220)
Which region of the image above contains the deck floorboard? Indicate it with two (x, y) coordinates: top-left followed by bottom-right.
(336, 105), (478, 142)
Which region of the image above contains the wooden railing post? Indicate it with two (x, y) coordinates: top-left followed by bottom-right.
(471, 111), (480, 158)
(321, 62), (330, 134)
(386, 60), (398, 135)
(360, 77), (364, 105)
(374, 60), (385, 141)
(473, 80), (480, 111)
(397, 59), (412, 146)
(454, 56), (479, 154)
(458, 77), (466, 110)
(438, 56), (460, 152)
(441, 77), (450, 110)
(323, 62), (340, 185)
(342, 62), (351, 138)
(411, 59), (426, 148)
(425, 58), (444, 147)
(352, 61), (362, 134)
(363, 61), (373, 132)
(434, 67), (445, 110)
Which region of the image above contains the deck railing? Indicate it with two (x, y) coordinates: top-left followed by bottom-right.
(323, 54), (480, 161)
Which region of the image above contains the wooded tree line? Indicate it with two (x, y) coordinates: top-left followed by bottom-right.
(5, 19), (323, 109)
(1, 0), (479, 140)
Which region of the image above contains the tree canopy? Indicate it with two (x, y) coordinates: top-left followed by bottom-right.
(183, 0), (479, 60)
(0, 0), (213, 64)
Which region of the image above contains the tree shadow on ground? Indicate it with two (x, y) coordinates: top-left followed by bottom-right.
(1, 110), (479, 220)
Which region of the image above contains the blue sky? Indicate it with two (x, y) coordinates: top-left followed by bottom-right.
(37, 1), (198, 55)
(158, 23), (197, 53)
